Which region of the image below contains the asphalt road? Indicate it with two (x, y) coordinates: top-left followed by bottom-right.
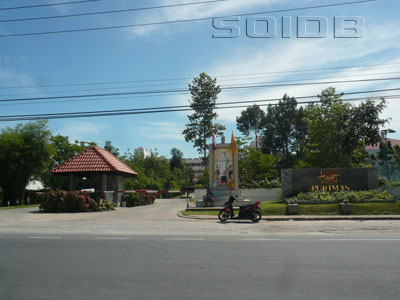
(1, 234), (400, 300)
(1, 199), (400, 299)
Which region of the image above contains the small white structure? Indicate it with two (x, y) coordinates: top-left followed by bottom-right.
(184, 158), (205, 178)
(134, 147), (150, 158)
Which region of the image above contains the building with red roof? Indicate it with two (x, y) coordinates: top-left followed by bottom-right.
(51, 146), (138, 206)
(365, 138), (400, 156)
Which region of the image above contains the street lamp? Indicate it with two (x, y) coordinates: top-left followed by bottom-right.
(381, 129), (396, 179)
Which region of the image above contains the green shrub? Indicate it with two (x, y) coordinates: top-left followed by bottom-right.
(99, 200), (116, 211)
(240, 179), (281, 189)
(379, 179), (400, 188)
(287, 190), (394, 204)
(122, 192), (156, 207)
(38, 191), (114, 213)
(123, 193), (140, 207)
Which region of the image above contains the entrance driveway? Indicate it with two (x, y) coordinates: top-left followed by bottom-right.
(1, 198), (400, 236)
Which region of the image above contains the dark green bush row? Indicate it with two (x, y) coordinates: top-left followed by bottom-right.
(240, 179), (282, 189)
(122, 193), (156, 207)
(39, 191), (115, 213)
(287, 190), (394, 204)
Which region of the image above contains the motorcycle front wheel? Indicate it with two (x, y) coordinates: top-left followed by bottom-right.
(218, 211), (230, 222)
(251, 210), (262, 222)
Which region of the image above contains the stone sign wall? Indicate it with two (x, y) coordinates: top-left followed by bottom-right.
(281, 168), (379, 198)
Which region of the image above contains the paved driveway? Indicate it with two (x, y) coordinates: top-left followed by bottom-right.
(2, 198), (400, 236)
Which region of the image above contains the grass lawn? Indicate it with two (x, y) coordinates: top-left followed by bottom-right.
(0, 204), (40, 210)
(182, 201), (400, 216)
(352, 201), (400, 215)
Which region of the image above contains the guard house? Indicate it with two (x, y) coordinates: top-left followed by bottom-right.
(50, 146), (138, 206)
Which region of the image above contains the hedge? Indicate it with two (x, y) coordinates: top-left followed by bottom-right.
(38, 191), (115, 213)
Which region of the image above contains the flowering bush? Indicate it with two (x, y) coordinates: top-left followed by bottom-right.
(287, 190), (394, 204)
(39, 191), (115, 213)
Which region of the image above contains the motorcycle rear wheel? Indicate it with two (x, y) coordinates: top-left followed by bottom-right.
(218, 211), (230, 222)
(251, 210), (262, 222)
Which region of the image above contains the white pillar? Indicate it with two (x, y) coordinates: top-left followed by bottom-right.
(101, 174), (107, 191)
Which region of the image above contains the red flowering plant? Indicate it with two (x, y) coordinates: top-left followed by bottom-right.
(39, 191), (113, 213)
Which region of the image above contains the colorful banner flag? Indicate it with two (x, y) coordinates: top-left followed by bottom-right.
(212, 132), (217, 151)
(230, 132), (237, 154)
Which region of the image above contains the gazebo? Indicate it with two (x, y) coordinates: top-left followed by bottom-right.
(50, 146), (138, 206)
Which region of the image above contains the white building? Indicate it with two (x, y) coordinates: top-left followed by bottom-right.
(250, 136), (263, 149)
(184, 158), (204, 178)
(134, 147), (150, 158)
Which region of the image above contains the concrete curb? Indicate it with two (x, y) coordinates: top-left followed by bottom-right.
(177, 211), (400, 221)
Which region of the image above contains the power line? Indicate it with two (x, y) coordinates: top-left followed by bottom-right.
(0, 0), (227, 23)
(0, 0), (101, 11)
(2, 70), (400, 99)
(2, 92), (395, 118)
(2, 87), (399, 107)
(1, 76), (398, 103)
(0, 0), (376, 37)
(0, 93), (395, 122)
(1, 88), (398, 116)
(1, 61), (398, 90)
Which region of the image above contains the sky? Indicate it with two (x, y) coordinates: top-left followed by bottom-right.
(0, 0), (399, 159)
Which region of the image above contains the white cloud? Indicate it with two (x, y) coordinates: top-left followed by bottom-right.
(58, 121), (107, 142)
(137, 121), (186, 141)
(127, 0), (288, 37)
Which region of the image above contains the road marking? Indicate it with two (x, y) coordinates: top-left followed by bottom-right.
(321, 239), (400, 241)
(95, 237), (130, 240)
(166, 238), (205, 241)
(242, 238), (281, 241)
(29, 236), (61, 239)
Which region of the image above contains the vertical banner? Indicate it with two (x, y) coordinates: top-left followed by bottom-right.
(213, 148), (234, 186)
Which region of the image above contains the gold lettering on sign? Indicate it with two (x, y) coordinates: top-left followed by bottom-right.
(311, 170), (351, 192)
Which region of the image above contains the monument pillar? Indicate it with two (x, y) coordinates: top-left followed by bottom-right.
(209, 134), (239, 191)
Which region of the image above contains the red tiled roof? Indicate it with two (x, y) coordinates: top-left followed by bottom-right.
(365, 138), (400, 150)
(50, 146), (138, 176)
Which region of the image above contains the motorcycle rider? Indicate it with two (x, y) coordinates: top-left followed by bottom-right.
(227, 195), (236, 218)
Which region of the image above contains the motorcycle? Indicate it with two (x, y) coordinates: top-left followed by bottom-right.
(218, 195), (263, 222)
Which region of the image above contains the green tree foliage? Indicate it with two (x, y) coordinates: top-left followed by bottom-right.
(104, 140), (120, 157)
(0, 121), (53, 206)
(236, 104), (265, 148)
(40, 135), (96, 190)
(301, 87), (387, 167)
(261, 94), (307, 169)
(183, 72), (226, 164)
(122, 149), (191, 190)
(238, 145), (278, 187)
(170, 148), (184, 170)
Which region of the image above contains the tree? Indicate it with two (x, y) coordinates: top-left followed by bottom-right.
(0, 121), (53, 206)
(170, 148), (184, 170)
(262, 94), (307, 169)
(236, 104), (265, 148)
(183, 72), (226, 164)
(122, 149), (191, 190)
(301, 87), (387, 167)
(238, 145), (278, 187)
(104, 140), (120, 157)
